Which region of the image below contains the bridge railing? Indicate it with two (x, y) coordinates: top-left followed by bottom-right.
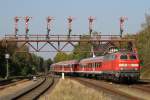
(4, 34), (134, 42)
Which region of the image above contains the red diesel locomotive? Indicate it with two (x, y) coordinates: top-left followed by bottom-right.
(50, 51), (141, 82)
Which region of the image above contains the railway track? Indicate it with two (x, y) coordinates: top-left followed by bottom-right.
(73, 77), (143, 100)
(11, 76), (54, 100)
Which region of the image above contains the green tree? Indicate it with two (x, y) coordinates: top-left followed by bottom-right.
(43, 58), (53, 74)
(46, 58), (53, 70)
(0, 39), (46, 77)
(54, 52), (69, 62)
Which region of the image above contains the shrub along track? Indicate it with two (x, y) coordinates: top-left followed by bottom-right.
(11, 76), (54, 100)
(72, 77), (143, 100)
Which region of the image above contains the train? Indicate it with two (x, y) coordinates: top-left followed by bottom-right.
(50, 49), (141, 82)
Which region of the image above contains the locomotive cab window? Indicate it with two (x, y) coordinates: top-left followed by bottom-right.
(120, 55), (128, 60)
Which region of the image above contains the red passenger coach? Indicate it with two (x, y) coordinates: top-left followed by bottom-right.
(50, 60), (79, 75)
(77, 57), (104, 75)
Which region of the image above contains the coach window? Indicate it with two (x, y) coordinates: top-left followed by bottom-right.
(95, 63), (98, 68)
(89, 63), (91, 68)
(80, 64), (82, 68)
(87, 63), (89, 68)
(90, 63), (92, 68)
(96, 63), (99, 68)
(82, 65), (84, 68)
(87, 64), (88, 68)
(97, 63), (99, 68)
(94, 63), (96, 68)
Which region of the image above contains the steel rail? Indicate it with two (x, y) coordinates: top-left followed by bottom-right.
(12, 77), (54, 100)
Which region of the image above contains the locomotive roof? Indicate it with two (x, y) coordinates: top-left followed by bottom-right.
(51, 60), (79, 66)
(79, 56), (104, 64)
(104, 51), (137, 55)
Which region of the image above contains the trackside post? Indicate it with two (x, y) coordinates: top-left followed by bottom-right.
(62, 73), (64, 79)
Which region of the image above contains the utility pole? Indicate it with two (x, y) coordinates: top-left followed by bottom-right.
(120, 16), (128, 37)
(5, 53), (10, 79)
(88, 16), (96, 36)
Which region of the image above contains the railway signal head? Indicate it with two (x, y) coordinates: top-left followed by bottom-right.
(25, 16), (30, 22)
(14, 16), (19, 22)
(88, 16), (96, 22)
(67, 16), (74, 23)
(47, 16), (54, 23)
(120, 16), (128, 24)
(24, 16), (32, 24)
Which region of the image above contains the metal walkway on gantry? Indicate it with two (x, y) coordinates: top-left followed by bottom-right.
(2, 34), (135, 53)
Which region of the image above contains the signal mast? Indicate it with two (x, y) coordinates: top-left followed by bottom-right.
(46, 16), (54, 38)
(14, 16), (20, 37)
(24, 16), (32, 38)
(67, 16), (74, 38)
(88, 16), (96, 36)
(120, 16), (128, 37)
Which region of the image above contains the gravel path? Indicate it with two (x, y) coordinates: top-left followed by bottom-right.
(0, 80), (36, 100)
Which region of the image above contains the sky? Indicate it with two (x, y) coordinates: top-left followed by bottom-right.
(0, 0), (149, 59)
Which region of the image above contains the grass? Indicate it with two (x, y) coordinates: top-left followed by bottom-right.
(40, 78), (111, 100)
(141, 67), (150, 79)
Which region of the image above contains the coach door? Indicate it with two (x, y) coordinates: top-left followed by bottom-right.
(110, 54), (116, 70)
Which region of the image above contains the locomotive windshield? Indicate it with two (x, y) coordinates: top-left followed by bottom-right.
(129, 55), (137, 60)
(120, 55), (128, 60)
(120, 54), (137, 60)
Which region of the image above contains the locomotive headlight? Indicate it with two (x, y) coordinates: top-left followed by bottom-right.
(119, 64), (127, 67)
(134, 68), (138, 70)
(131, 64), (139, 67)
(120, 67), (124, 70)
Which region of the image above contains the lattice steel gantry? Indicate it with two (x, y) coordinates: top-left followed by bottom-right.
(3, 34), (136, 53)
(1, 16), (136, 53)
